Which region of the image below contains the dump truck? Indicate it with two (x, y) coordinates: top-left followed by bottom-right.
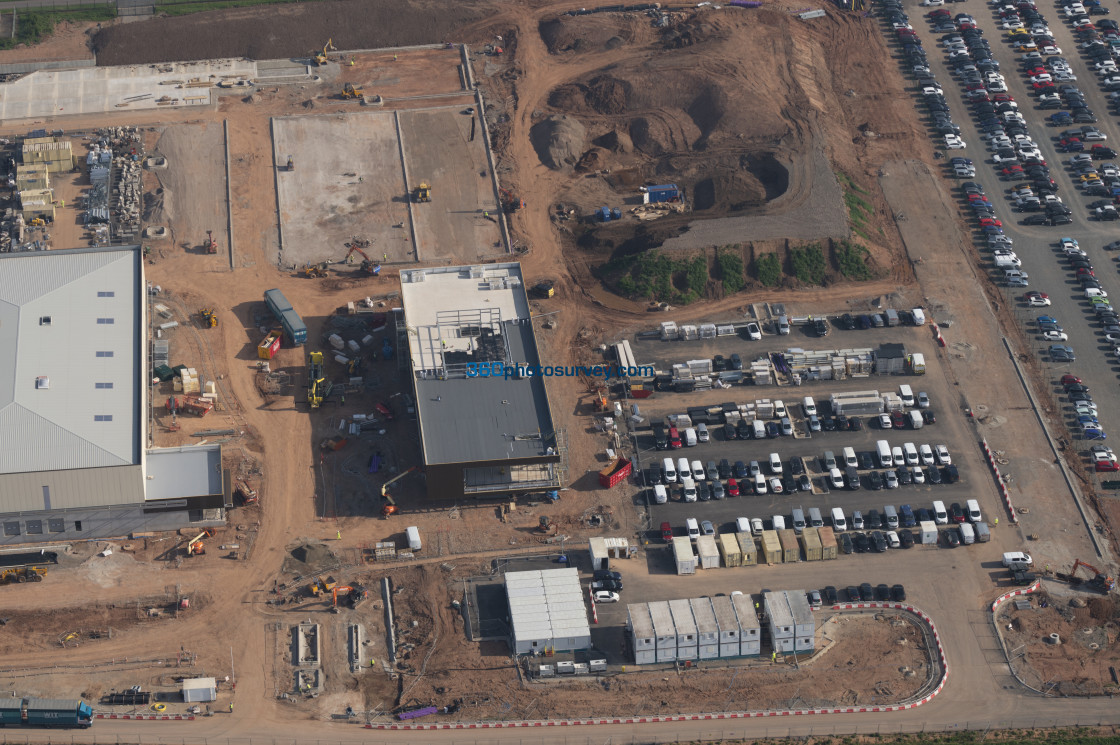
(413, 182), (432, 202)
(308, 575), (337, 596)
(264, 288), (307, 345)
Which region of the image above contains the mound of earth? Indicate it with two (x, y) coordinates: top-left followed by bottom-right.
(282, 541), (338, 575)
(529, 115), (587, 170)
(538, 14), (644, 54)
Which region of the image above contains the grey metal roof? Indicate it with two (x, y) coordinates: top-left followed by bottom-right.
(402, 264), (557, 465)
(506, 568), (590, 646)
(0, 246), (142, 475)
(145, 445), (223, 501)
(0, 464), (144, 511)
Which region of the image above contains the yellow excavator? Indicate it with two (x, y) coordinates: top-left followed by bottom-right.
(308, 575), (337, 596)
(341, 83), (365, 100)
(413, 182), (432, 203)
(199, 309), (218, 328)
(303, 262), (329, 278)
(312, 38), (336, 66)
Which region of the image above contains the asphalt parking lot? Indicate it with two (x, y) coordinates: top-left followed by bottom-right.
(626, 323), (983, 539)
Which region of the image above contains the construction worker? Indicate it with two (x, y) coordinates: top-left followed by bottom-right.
(771, 651), (776, 662)
(359, 176), (363, 183)
(229, 702), (234, 713)
(393, 55), (398, 62)
(994, 518), (999, 526)
(383, 253), (387, 261)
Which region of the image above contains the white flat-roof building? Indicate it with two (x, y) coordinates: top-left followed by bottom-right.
(0, 246), (225, 545)
(764, 590), (815, 653)
(506, 568), (591, 655)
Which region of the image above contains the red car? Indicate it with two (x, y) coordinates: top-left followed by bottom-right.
(1095, 460), (1120, 472)
(994, 93), (1015, 102)
(979, 217), (1003, 228)
(661, 521), (673, 541)
(929, 8), (951, 17)
(1076, 267), (1096, 278)
(727, 478), (740, 497)
(891, 410), (906, 428)
(1002, 165), (1025, 178)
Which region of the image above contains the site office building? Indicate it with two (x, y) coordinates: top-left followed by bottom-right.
(0, 246), (226, 546)
(400, 264), (562, 501)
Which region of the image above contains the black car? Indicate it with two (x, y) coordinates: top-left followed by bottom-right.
(917, 508), (932, 523)
(835, 415), (849, 430)
(593, 569), (621, 582)
(849, 417), (864, 431)
(923, 410), (937, 424)
(730, 353), (742, 370)
(813, 318), (830, 337)
(891, 584), (907, 601)
(712, 355), (727, 372)
(858, 314), (873, 329)
(852, 532), (869, 552)
(847, 585), (862, 602)
(783, 474), (797, 494)
(846, 467), (862, 491)
(943, 465), (960, 483)
(718, 459), (732, 479)
(859, 452), (875, 470)
(1067, 383), (1090, 394)
(591, 578), (623, 592)
(1091, 147), (1117, 159)
(859, 583), (875, 601)
(822, 416), (837, 432)
(865, 509), (883, 529)
(766, 421), (781, 438)
(823, 585), (839, 604)
(697, 482), (711, 501)
(898, 467), (913, 485)
(944, 529), (961, 547)
(839, 532), (854, 554)
(1023, 214), (1054, 225)
(871, 531), (888, 552)
(789, 457), (805, 475)
(927, 466), (943, 485)
(868, 470), (884, 490)
(798, 474), (812, 492)
(647, 467), (663, 486)
(875, 584), (891, 601)
(735, 420), (749, 439)
(838, 313), (856, 330)
(899, 530), (915, 549)
(654, 425), (668, 450)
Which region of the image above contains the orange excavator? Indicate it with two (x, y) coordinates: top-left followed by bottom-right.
(342, 241), (381, 276)
(499, 187), (524, 213)
(1070, 560), (1116, 593)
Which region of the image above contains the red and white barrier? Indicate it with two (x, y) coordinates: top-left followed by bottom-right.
(95, 714), (196, 721)
(366, 603), (948, 730)
(980, 439), (1018, 523)
(989, 578), (1041, 612)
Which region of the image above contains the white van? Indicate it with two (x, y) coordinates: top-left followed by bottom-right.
(876, 440), (892, 467)
(959, 523), (975, 545)
(682, 477), (697, 502)
(892, 446), (905, 467)
(808, 507), (824, 527)
(1002, 551), (1033, 567)
(899, 385), (915, 407)
(696, 423), (709, 442)
(691, 460), (705, 480)
(406, 526), (422, 551)
(791, 508), (807, 534)
(883, 505), (899, 529)
(911, 307), (926, 326)
(831, 507), (848, 531)
(774, 400), (787, 418)
(966, 499), (982, 522)
(686, 518), (700, 540)
(684, 427), (698, 447)
(677, 457), (690, 481)
(663, 457), (677, 483)
(772, 515), (787, 531)
(803, 396), (817, 417)
(903, 442), (919, 466)
(932, 500), (948, 525)
(652, 484), (668, 504)
(843, 447), (858, 468)
(769, 453), (783, 474)
(752, 420), (767, 440)
(736, 517), (751, 533)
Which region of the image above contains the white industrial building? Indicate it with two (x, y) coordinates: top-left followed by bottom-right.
(181, 677), (217, 703)
(627, 594), (762, 664)
(0, 246), (226, 546)
(505, 568), (591, 655)
(764, 590), (815, 654)
(588, 536), (632, 570)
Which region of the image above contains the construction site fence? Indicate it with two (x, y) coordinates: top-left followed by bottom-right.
(3, 720), (1120, 744)
(0, 0), (333, 14)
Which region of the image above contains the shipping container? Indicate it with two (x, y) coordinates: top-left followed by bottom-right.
(817, 526), (838, 560)
(711, 595), (742, 658)
(257, 331), (281, 359)
(732, 592), (762, 656)
(718, 533), (742, 567)
(777, 529), (800, 563)
(264, 288), (307, 345)
(736, 533), (758, 565)
(672, 536), (697, 575)
(759, 530), (782, 563)
(800, 527), (823, 561)
(696, 535), (720, 569)
(830, 395), (885, 416)
(690, 597), (719, 659)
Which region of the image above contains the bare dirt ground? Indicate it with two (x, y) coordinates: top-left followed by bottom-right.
(0, 20), (99, 63)
(999, 585), (1120, 696)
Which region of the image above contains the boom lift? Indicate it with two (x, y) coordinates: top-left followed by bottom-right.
(1070, 559), (1116, 593)
(308, 352), (327, 409)
(203, 230), (217, 254)
(186, 530), (213, 556)
(379, 465), (420, 515)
